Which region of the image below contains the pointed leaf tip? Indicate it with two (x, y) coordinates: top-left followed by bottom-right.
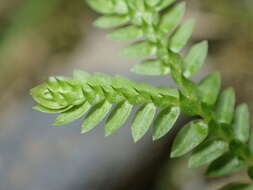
(215, 87), (236, 125)
(152, 106), (180, 140)
(170, 19), (195, 53)
(121, 41), (157, 58)
(81, 101), (112, 133)
(198, 72), (221, 106)
(183, 41), (208, 78)
(159, 2), (186, 33)
(206, 154), (244, 177)
(94, 15), (129, 29)
(105, 101), (133, 137)
(232, 103), (250, 143)
(86, 0), (114, 14)
(131, 103), (156, 142)
(53, 101), (91, 125)
(188, 140), (228, 168)
(156, 0), (175, 11)
(107, 25), (142, 41)
(131, 59), (170, 76)
(171, 120), (208, 158)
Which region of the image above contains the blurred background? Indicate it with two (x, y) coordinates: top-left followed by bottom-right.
(0, 0), (252, 189)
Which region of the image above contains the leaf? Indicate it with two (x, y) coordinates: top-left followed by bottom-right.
(94, 15), (130, 28)
(31, 83), (68, 110)
(188, 140), (229, 168)
(170, 19), (195, 53)
(105, 101), (133, 136)
(146, 0), (160, 7)
(131, 103), (156, 142)
(121, 41), (157, 57)
(171, 120), (208, 158)
(33, 105), (73, 113)
(152, 106), (180, 140)
(156, 0), (175, 10)
(220, 183), (253, 190)
(215, 88), (236, 125)
(86, 0), (114, 14)
(183, 41), (208, 78)
(53, 101), (91, 125)
(131, 59), (170, 76)
(113, 0), (128, 14)
(159, 2), (186, 33)
(206, 154), (244, 177)
(232, 104), (250, 143)
(81, 101), (112, 133)
(107, 25), (142, 41)
(198, 72), (221, 106)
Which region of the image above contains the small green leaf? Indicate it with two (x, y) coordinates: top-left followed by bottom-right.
(152, 106), (180, 140)
(171, 120), (208, 158)
(53, 101), (91, 125)
(94, 15), (130, 28)
(198, 72), (221, 106)
(188, 140), (229, 168)
(159, 2), (186, 33)
(183, 41), (208, 78)
(206, 154), (244, 177)
(33, 105), (73, 113)
(121, 41), (157, 57)
(107, 25), (142, 41)
(170, 19), (195, 53)
(232, 104), (250, 143)
(127, 0), (145, 10)
(220, 183), (253, 190)
(81, 101), (112, 133)
(131, 59), (170, 76)
(105, 101), (133, 136)
(156, 0), (175, 10)
(86, 0), (114, 14)
(114, 0), (128, 14)
(145, 0), (160, 7)
(215, 88), (236, 125)
(132, 103), (156, 142)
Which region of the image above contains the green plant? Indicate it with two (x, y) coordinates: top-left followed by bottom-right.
(30, 0), (253, 189)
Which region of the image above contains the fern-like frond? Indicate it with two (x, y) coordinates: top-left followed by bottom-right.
(31, 70), (180, 141)
(30, 0), (253, 187)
